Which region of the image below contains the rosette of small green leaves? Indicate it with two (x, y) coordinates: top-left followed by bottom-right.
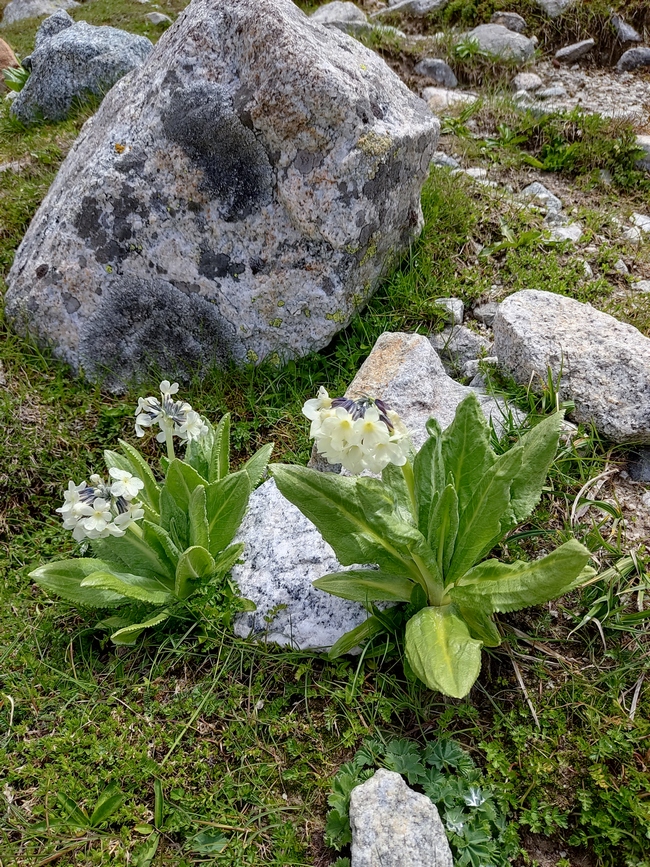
(31, 390), (273, 645)
(270, 392), (595, 698)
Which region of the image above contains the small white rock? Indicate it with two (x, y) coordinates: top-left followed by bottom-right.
(613, 259), (629, 275)
(549, 223), (583, 243)
(434, 297), (464, 325)
(144, 11), (171, 23)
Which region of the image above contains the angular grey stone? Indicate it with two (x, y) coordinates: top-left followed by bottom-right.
(11, 14), (152, 123)
(512, 71), (543, 91)
(1, 0), (78, 26)
(636, 135), (650, 172)
(431, 151), (460, 169)
(628, 449), (650, 483)
(463, 355), (497, 377)
(555, 39), (595, 63)
(430, 324), (493, 368)
(343, 332), (513, 451)
(144, 12), (171, 25)
(536, 84), (567, 99)
(549, 223), (583, 243)
(414, 57), (457, 88)
(632, 280), (650, 293)
(632, 213), (650, 233)
(231, 478), (371, 650)
(350, 769), (453, 867)
(617, 47), (650, 72)
(423, 86), (476, 112)
(5, 0), (439, 388)
(533, 0), (575, 18)
(465, 24), (535, 63)
(520, 181), (563, 214)
(490, 11), (527, 33)
(613, 258), (629, 275)
(371, 0), (448, 18)
(611, 15), (642, 44)
(472, 301), (499, 326)
(310, 1), (367, 31)
(434, 297), (463, 325)
(493, 289), (650, 443)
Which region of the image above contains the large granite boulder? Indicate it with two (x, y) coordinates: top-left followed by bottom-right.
(350, 770), (453, 867)
(11, 11), (153, 123)
(5, 0), (439, 390)
(465, 24), (536, 63)
(493, 290), (650, 443)
(1, 0), (78, 26)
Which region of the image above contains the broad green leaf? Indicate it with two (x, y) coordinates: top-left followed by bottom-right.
(175, 545), (215, 599)
(185, 419), (214, 481)
(57, 794), (88, 828)
(188, 830), (228, 855)
(412, 417), (445, 537)
(271, 465), (421, 579)
(205, 471), (251, 554)
(81, 571), (173, 604)
(242, 442), (274, 488)
(110, 610), (170, 646)
(405, 605), (483, 698)
(142, 521), (180, 570)
(441, 393), (496, 517)
(454, 601), (501, 647)
(92, 530), (174, 581)
(160, 487), (189, 550)
(117, 440), (161, 513)
(132, 833), (159, 867)
(501, 411), (562, 532)
(189, 485), (210, 549)
(427, 483), (458, 575)
(212, 542), (244, 576)
(165, 460), (206, 511)
(381, 462), (415, 524)
(208, 413), (231, 482)
(31, 559), (127, 608)
(314, 569), (416, 603)
(446, 445), (523, 582)
(89, 785), (124, 827)
(451, 539), (593, 614)
(328, 614), (389, 658)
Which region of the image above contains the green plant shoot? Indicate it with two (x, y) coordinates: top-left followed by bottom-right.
(271, 391), (594, 698)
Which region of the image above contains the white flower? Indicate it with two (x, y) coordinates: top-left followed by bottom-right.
(320, 407), (360, 451)
(81, 498), (112, 534)
(56, 480), (86, 516)
(159, 380), (179, 397)
(114, 502), (145, 531)
(177, 409), (209, 442)
(302, 386), (332, 421)
(353, 406), (391, 450)
(109, 468), (145, 499)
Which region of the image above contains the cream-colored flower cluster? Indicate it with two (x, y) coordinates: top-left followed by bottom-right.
(56, 470), (145, 542)
(303, 387), (410, 474)
(135, 380), (208, 444)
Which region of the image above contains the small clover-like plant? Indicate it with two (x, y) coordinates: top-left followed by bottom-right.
(270, 391), (594, 698)
(31, 381), (273, 645)
(325, 737), (519, 867)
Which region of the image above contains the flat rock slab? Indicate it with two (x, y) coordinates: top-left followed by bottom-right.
(555, 39), (594, 63)
(5, 0), (438, 390)
(2, 0), (78, 26)
(11, 11), (153, 123)
(231, 478), (370, 650)
(350, 769), (453, 867)
(493, 290), (650, 443)
(466, 24), (535, 63)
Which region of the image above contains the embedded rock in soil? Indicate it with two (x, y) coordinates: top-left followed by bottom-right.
(493, 290), (650, 443)
(555, 39), (595, 63)
(1, 0), (78, 26)
(231, 478), (371, 650)
(350, 770), (453, 867)
(636, 135), (650, 172)
(11, 11), (153, 123)
(617, 47), (650, 72)
(5, 0), (438, 389)
(512, 72), (543, 92)
(611, 14), (642, 44)
(310, 1), (367, 32)
(414, 57), (457, 88)
(465, 24), (535, 63)
(429, 324), (493, 373)
(423, 86), (476, 112)
(533, 0), (575, 18)
(490, 11), (527, 33)
(373, 0), (449, 17)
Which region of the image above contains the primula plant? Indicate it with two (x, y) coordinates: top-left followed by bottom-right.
(271, 390), (595, 698)
(32, 381), (272, 645)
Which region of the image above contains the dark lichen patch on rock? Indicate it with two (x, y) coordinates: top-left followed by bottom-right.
(77, 276), (231, 391)
(162, 82), (273, 222)
(198, 251), (246, 280)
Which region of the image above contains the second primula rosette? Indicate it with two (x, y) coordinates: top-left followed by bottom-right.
(303, 387), (410, 474)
